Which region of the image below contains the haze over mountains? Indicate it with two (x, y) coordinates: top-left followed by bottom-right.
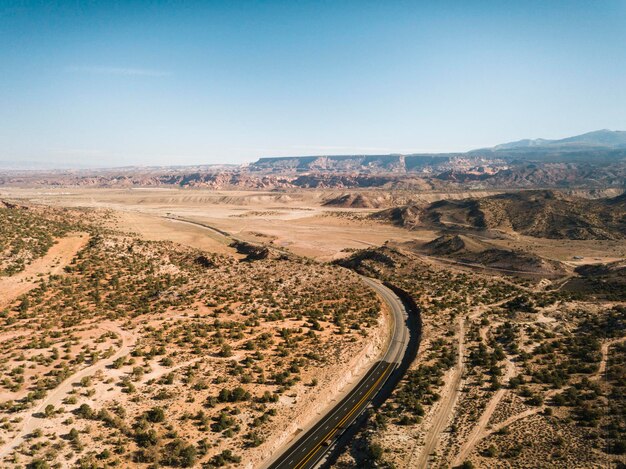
(490, 129), (626, 150)
(2, 129), (625, 172)
(494, 129), (626, 150)
(250, 129), (626, 172)
(1, 130), (625, 191)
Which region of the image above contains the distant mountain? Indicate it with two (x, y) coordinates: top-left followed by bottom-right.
(1, 130), (625, 190)
(492, 138), (552, 150)
(249, 130), (626, 172)
(250, 154), (458, 173)
(557, 129), (626, 147)
(492, 129), (626, 151)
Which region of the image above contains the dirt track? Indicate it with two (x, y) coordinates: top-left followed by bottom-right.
(453, 353), (517, 465)
(0, 322), (135, 460)
(409, 293), (521, 467)
(413, 317), (465, 467)
(598, 338), (625, 377)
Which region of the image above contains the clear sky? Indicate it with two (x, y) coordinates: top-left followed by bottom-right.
(1, 0), (625, 168)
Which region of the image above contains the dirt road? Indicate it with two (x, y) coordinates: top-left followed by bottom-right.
(453, 354), (516, 465)
(0, 322), (135, 460)
(409, 293), (520, 467)
(598, 338), (624, 377)
(413, 317), (465, 468)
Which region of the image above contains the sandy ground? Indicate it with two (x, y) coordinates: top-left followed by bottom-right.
(488, 235), (626, 264)
(452, 297), (619, 466)
(598, 337), (625, 377)
(109, 211), (234, 255)
(4, 187), (626, 264)
(4, 187), (623, 468)
(0, 195), (398, 467)
(8, 187), (624, 264)
(408, 292), (522, 468)
(0, 233), (89, 309)
(0, 322), (135, 459)
(449, 298), (528, 465)
(0, 188), (428, 261)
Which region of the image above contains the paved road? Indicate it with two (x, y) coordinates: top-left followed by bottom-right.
(156, 216), (415, 469)
(267, 276), (411, 469)
(164, 215), (293, 256)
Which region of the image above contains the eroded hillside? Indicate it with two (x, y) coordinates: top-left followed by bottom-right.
(374, 190), (626, 240)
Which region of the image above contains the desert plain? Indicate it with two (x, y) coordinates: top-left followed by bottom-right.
(0, 184), (625, 469)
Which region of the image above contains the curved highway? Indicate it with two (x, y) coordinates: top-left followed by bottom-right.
(156, 216), (416, 469)
(267, 276), (412, 469)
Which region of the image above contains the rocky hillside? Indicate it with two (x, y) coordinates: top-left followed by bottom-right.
(374, 190), (626, 240)
(0, 171), (442, 191)
(423, 234), (469, 255)
(338, 235), (566, 280)
(371, 204), (426, 230)
(417, 234), (567, 276)
(322, 192), (400, 209)
(568, 260), (626, 300)
(249, 154), (459, 173)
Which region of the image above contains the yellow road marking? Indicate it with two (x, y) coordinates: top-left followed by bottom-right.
(294, 362), (394, 469)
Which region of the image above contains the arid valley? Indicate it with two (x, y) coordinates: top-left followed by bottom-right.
(1, 170), (625, 468)
(2, 3), (626, 467)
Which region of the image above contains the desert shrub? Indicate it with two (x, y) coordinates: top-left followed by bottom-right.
(146, 407), (165, 423)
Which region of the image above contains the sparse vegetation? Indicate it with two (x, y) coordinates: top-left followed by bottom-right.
(0, 201), (381, 468)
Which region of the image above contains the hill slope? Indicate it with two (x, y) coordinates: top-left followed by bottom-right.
(373, 190), (626, 240)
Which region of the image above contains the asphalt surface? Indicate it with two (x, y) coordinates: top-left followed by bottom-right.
(155, 216), (414, 469)
(267, 276), (411, 469)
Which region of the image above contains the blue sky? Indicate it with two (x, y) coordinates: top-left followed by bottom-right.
(1, 0), (625, 168)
